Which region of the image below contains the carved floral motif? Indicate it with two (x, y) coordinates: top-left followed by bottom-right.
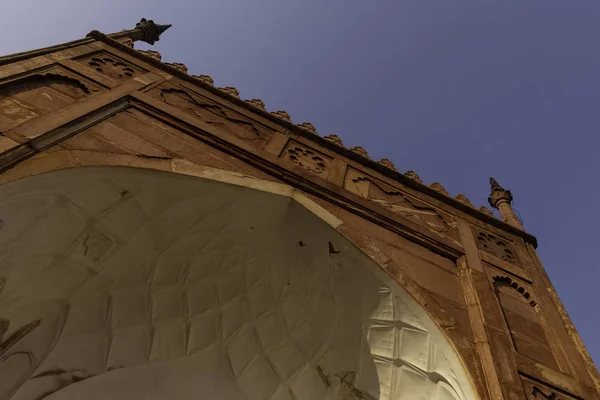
(478, 206), (494, 216)
(86, 55), (137, 80)
(455, 194), (474, 207)
(474, 229), (517, 263)
(157, 86), (271, 141)
(344, 169), (457, 236)
(281, 141), (331, 175)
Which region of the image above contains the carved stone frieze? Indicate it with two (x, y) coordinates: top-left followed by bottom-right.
(474, 228), (517, 264)
(280, 140), (332, 176)
(79, 52), (144, 80)
(155, 85), (273, 142)
(344, 168), (458, 237)
(521, 375), (580, 399)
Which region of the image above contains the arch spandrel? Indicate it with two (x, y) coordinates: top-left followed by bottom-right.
(0, 166), (479, 400)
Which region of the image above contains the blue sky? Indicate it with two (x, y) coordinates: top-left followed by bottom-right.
(3, 1), (600, 365)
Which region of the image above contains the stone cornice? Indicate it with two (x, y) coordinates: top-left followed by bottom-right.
(0, 28), (538, 248)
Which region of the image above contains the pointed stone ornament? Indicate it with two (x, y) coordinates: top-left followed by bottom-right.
(246, 99), (266, 110)
(488, 177), (522, 229)
(193, 75), (214, 86)
(403, 170), (423, 184)
(134, 18), (171, 45)
(166, 62), (188, 73)
(323, 135), (344, 146)
(377, 158), (396, 171)
(297, 122), (317, 134)
(430, 182), (450, 196)
(478, 206), (494, 216)
(350, 146), (369, 158)
(138, 50), (161, 61)
(220, 87), (240, 98)
(271, 110), (291, 122)
(455, 194), (474, 207)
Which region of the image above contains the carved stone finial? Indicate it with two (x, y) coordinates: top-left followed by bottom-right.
(403, 170), (423, 184)
(430, 182), (450, 196)
(478, 206), (494, 216)
(134, 18), (171, 45)
(138, 50), (161, 61)
(297, 122), (318, 134)
(246, 99), (266, 110)
(166, 62), (188, 73)
(487, 177), (522, 229)
(323, 135), (344, 146)
(219, 87), (240, 98)
(193, 75), (214, 86)
(455, 194), (474, 207)
(488, 177), (513, 209)
(378, 158), (396, 171)
(120, 38), (134, 48)
(350, 146), (369, 158)
(271, 110), (291, 122)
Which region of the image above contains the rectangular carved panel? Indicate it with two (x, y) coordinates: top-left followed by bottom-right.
(473, 227), (518, 264)
(492, 274), (558, 369)
(344, 167), (458, 239)
(147, 83), (274, 146)
(76, 50), (147, 81)
(0, 66), (101, 134)
(280, 139), (332, 177)
(521, 374), (581, 400)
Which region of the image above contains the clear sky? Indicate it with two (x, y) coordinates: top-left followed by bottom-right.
(3, 1), (600, 365)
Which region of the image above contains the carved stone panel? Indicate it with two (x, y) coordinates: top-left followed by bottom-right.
(473, 227), (517, 264)
(150, 85), (274, 144)
(0, 67), (100, 133)
(280, 139), (332, 177)
(521, 375), (580, 400)
(492, 275), (558, 369)
(77, 51), (146, 81)
(344, 168), (458, 238)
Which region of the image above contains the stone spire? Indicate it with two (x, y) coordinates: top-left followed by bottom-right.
(94, 18), (171, 46)
(488, 177), (522, 229)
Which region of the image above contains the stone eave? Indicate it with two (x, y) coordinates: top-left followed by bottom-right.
(3, 29), (539, 248)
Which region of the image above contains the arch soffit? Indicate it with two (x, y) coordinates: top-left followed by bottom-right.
(0, 158), (480, 399)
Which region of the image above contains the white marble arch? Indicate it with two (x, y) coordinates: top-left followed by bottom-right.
(0, 166), (478, 400)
